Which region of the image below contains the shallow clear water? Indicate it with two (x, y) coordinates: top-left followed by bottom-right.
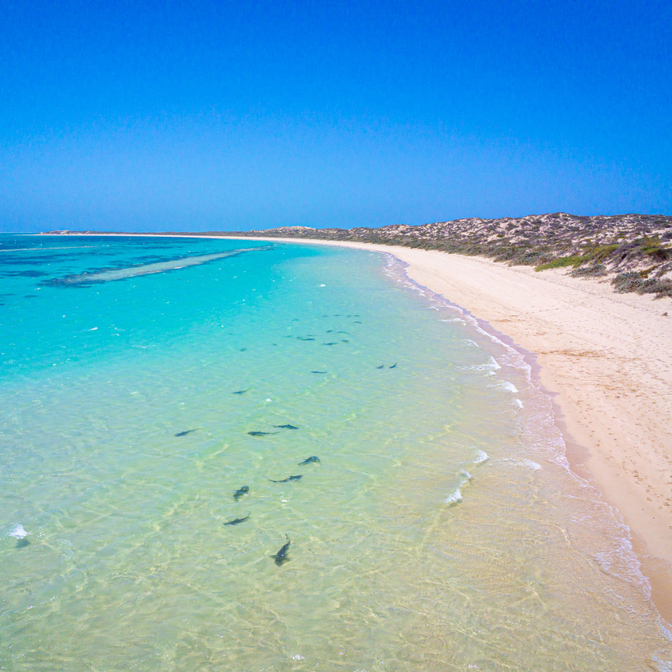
(1, 234), (670, 671)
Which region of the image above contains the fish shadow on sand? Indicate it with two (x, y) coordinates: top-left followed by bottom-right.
(233, 486), (249, 501)
(248, 431), (279, 437)
(175, 429), (198, 437)
(269, 475), (302, 483)
(224, 514), (250, 526)
(299, 456), (320, 465)
(272, 536), (291, 566)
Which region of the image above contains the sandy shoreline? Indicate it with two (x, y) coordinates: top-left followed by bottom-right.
(221, 235), (672, 619)
(44, 232), (672, 620)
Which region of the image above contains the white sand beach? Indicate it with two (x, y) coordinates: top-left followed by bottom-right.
(238, 237), (672, 618)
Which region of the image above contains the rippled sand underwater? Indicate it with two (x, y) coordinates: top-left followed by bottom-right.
(1, 235), (670, 671)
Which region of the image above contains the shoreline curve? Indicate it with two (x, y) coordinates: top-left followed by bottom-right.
(232, 235), (672, 623)
(41, 231), (672, 624)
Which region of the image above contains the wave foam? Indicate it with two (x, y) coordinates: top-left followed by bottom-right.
(444, 486), (463, 506)
(8, 524), (27, 539)
(467, 356), (502, 375)
(445, 469), (475, 506)
(473, 450), (489, 464)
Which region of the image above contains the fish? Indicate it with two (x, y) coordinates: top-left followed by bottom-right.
(224, 514), (250, 526)
(274, 424), (299, 430)
(389, 363), (397, 369)
(269, 475), (303, 483)
(175, 429), (198, 437)
(323, 342), (337, 346)
(297, 336), (315, 341)
(233, 486), (249, 501)
(248, 431), (279, 436)
(376, 364), (385, 369)
(233, 389), (248, 395)
(341, 339), (349, 343)
(273, 536), (291, 566)
(299, 456), (320, 465)
(311, 370), (327, 374)
(326, 329), (333, 333)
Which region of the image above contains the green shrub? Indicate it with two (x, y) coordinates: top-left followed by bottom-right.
(534, 255), (583, 271)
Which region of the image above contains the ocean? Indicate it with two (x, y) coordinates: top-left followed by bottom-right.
(1, 233), (670, 671)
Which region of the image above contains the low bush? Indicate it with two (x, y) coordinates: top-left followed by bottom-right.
(571, 264), (607, 277)
(612, 272), (672, 298)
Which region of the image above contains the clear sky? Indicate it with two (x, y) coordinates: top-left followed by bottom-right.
(1, 0), (670, 232)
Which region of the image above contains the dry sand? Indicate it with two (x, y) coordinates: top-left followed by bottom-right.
(236, 236), (672, 618)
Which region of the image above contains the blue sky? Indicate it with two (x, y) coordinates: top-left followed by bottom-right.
(1, 0), (670, 232)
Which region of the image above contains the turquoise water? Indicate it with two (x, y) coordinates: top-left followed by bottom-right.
(1, 234), (670, 671)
